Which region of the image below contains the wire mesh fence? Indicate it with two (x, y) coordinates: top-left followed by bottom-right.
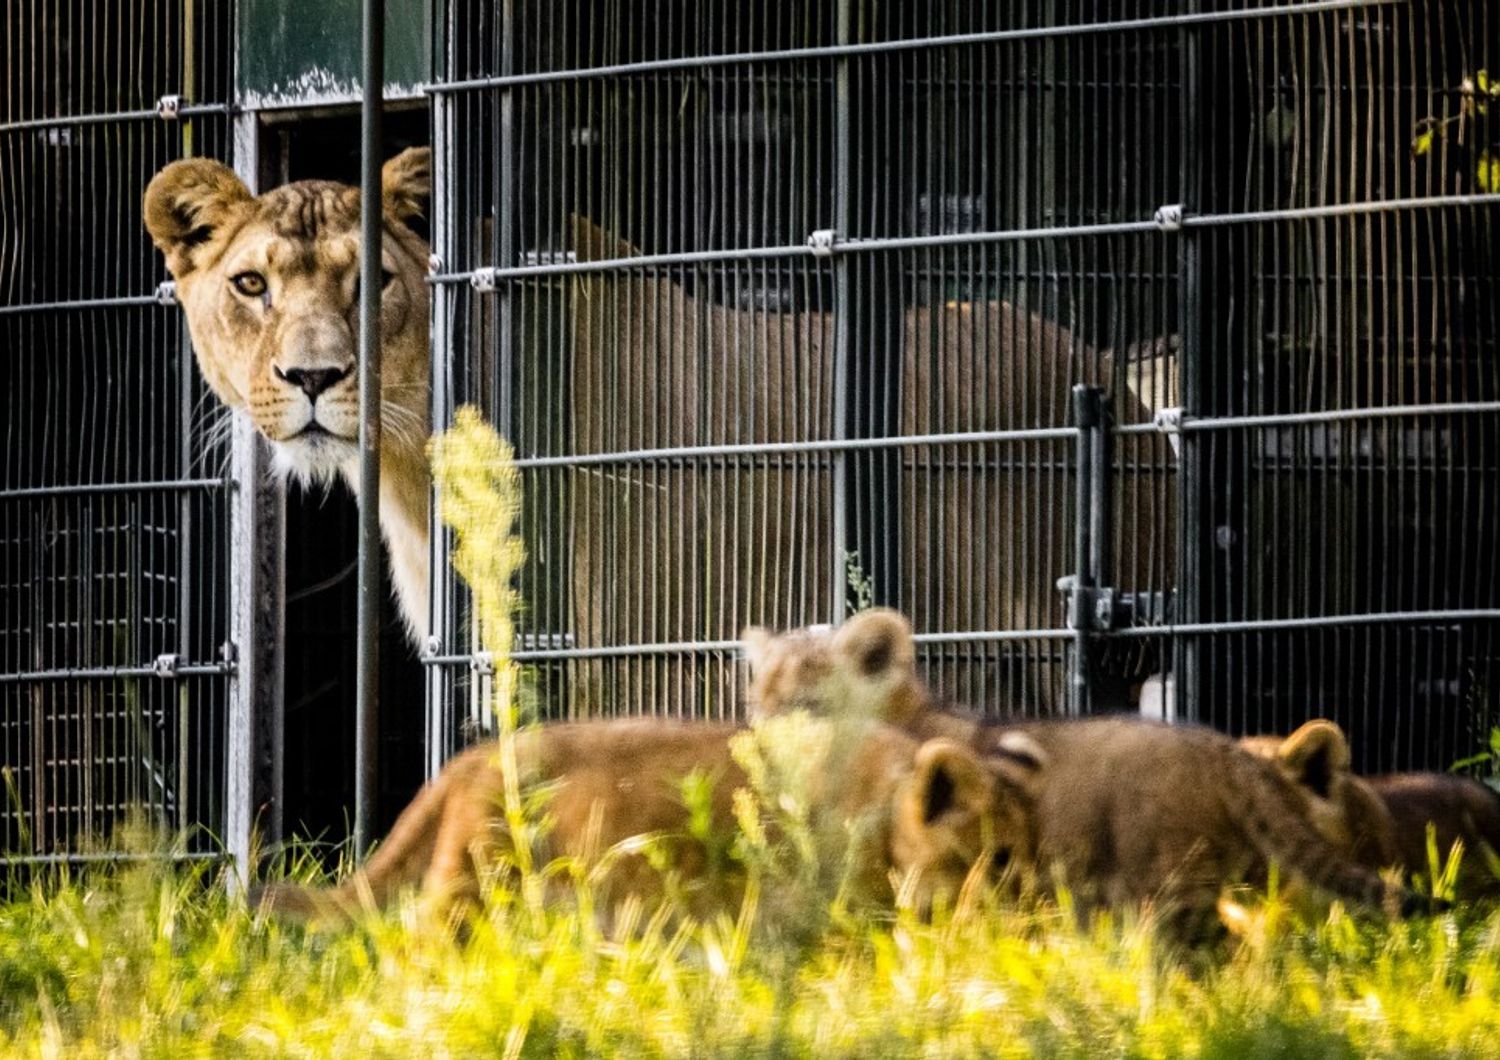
(2, 0), (1497, 863)
(0, 1), (236, 862)
(427, 0), (1500, 773)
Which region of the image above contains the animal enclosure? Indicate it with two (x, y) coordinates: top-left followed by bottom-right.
(1, 0), (1498, 866)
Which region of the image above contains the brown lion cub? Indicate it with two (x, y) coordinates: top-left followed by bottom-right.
(1366, 771), (1500, 898)
(1238, 721), (1399, 872)
(742, 611), (1428, 936)
(254, 718), (1031, 924)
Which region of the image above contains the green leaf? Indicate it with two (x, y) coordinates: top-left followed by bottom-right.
(1411, 127), (1436, 157)
(1478, 148), (1500, 193)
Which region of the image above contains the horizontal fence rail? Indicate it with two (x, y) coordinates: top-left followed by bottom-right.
(431, 194), (1500, 287)
(425, 0), (1406, 92)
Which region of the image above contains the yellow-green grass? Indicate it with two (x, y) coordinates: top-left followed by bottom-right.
(0, 847), (1497, 1058)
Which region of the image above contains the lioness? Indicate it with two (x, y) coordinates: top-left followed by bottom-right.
(742, 611), (1427, 936)
(253, 717), (1034, 924)
(144, 149), (433, 641)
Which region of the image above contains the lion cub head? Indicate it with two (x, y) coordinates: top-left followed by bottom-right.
(1240, 720), (1398, 870)
(743, 609), (933, 726)
(143, 148), (432, 486)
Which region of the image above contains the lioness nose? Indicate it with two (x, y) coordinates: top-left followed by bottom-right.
(275, 365), (349, 400)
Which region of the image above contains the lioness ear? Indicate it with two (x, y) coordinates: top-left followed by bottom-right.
(143, 158), (252, 277)
(1278, 719), (1350, 799)
(382, 147), (431, 222)
(833, 607), (915, 681)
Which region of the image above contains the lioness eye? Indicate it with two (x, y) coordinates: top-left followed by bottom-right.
(231, 271), (267, 297)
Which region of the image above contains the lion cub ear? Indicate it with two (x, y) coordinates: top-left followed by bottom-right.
(382, 147), (431, 222)
(143, 158), (253, 278)
(1277, 719), (1351, 800)
(832, 607), (916, 682)
(907, 739), (995, 831)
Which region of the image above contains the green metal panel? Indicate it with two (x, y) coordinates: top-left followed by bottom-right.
(236, 0), (429, 108)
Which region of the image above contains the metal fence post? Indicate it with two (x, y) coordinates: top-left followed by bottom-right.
(225, 113), (286, 889)
(829, 0), (853, 622)
(1066, 385), (1109, 716)
(1176, 14), (1204, 726)
(353, 0), (385, 857)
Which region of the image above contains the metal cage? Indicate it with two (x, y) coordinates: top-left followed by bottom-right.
(3, 0), (1498, 867)
(1, 1), (238, 863)
(426, 0), (1500, 774)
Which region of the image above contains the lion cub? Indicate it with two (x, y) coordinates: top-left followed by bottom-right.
(1366, 771), (1500, 898)
(1238, 721), (1400, 872)
(254, 717), (1031, 924)
(742, 610), (1425, 935)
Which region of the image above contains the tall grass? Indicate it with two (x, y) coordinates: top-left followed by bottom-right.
(2, 854), (1499, 1056)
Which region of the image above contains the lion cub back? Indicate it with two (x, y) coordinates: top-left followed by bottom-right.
(1238, 721), (1399, 871)
(985, 717), (1408, 928)
(256, 716), (1028, 924)
(1367, 771), (1500, 897)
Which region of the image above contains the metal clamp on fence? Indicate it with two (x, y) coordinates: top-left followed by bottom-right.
(469, 267), (499, 292)
(806, 228), (836, 257)
(152, 654), (181, 679)
(470, 651), (495, 677)
(154, 280), (177, 306)
(154, 94), (182, 120)
(1153, 203), (1184, 231)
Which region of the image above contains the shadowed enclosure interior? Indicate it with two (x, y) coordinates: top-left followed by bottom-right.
(1, 0), (1498, 866)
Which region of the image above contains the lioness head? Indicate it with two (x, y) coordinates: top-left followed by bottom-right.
(1240, 720), (1398, 870)
(143, 148), (432, 486)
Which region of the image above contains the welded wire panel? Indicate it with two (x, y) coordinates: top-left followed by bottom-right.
(1175, 0), (1500, 770)
(429, 0), (1499, 766)
(0, 1), (234, 861)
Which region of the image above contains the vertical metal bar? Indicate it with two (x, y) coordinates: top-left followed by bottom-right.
(1068, 385), (1105, 716)
(1176, 16), (1204, 725)
(829, 0), (852, 622)
(476, 0), (516, 742)
(225, 113), (285, 888)
(353, 0), (385, 857)
(425, 0), (455, 781)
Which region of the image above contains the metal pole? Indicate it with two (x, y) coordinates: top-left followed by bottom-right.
(354, 0), (385, 857)
(1068, 386), (1107, 716)
(225, 113), (286, 890)
(829, 0), (852, 622)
